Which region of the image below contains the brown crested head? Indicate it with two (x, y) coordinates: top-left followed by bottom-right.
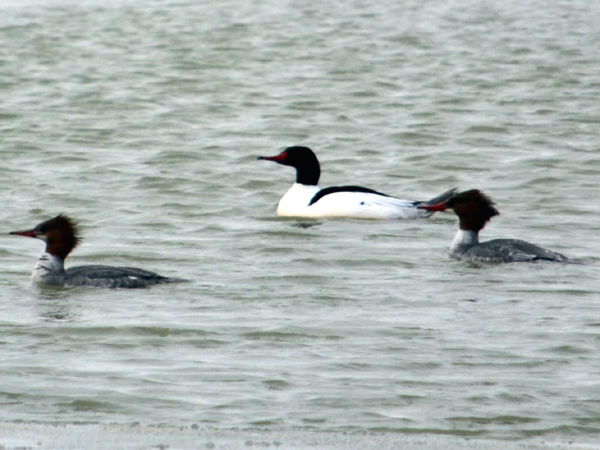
(445, 190), (499, 232)
(11, 214), (81, 261)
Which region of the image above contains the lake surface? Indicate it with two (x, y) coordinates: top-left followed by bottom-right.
(0, 0), (599, 448)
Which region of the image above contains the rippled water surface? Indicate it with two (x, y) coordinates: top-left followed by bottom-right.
(1, 0), (599, 448)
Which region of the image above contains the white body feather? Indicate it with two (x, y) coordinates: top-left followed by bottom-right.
(276, 183), (428, 219)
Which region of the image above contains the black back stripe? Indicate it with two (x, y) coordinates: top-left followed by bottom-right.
(309, 185), (392, 205)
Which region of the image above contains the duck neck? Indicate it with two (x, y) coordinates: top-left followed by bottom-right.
(294, 156), (320, 186)
(450, 229), (479, 257)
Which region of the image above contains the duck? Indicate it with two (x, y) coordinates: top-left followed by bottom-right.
(10, 215), (186, 288)
(418, 190), (571, 263)
(258, 146), (456, 219)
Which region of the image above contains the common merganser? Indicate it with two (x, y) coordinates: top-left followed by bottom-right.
(418, 190), (570, 263)
(10, 215), (186, 288)
(258, 146), (456, 219)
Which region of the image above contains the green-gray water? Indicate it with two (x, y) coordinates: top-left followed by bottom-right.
(1, 0), (599, 448)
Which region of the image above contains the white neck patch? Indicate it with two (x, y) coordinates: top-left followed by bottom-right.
(450, 229), (479, 256)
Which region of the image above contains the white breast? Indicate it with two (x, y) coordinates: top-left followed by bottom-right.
(31, 253), (66, 286)
(276, 183), (321, 217)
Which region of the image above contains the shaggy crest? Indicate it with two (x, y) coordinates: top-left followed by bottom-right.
(446, 190), (500, 232)
(36, 214), (82, 259)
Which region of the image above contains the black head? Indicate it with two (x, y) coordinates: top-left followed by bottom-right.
(258, 146), (321, 185)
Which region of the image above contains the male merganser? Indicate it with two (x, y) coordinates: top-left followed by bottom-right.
(418, 190), (570, 263)
(10, 215), (186, 288)
(258, 146), (456, 219)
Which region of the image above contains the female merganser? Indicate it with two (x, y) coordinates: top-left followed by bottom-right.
(258, 146), (456, 219)
(10, 215), (185, 288)
(418, 190), (570, 263)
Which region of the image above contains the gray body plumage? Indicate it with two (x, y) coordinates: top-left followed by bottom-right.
(452, 238), (569, 263)
(65, 265), (180, 288)
(31, 252), (182, 288)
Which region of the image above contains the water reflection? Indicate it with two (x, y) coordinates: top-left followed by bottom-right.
(35, 286), (78, 322)
(291, 221), (322, 229)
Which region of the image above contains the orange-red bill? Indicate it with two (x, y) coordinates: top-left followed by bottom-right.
(257, 151), (287, 163)
(9, 229), (37, 238)
(418, 202), (446, 212)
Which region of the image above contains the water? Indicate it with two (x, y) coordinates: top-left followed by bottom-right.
(0, 0), (599, 448)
